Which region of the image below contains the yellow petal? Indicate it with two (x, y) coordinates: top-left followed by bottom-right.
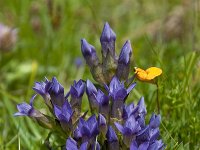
(134, 67), (162, 82)
(134, 67), (148, 81)
(145, 67), (162, 80)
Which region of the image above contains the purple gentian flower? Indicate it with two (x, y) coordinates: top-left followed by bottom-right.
(14, 95), (54, 129)
(86, 79), (99, 111)
(100, 22), (116, 58)
(149, 113), (161, 129)
(122, 102), (138, 121)
(74, 115), (99, 142)
(115, 115), (141, 146)
(116, 40), (132, 80)
(69, 80), (85, 113)
(33, 78), (52, 108)
(133, 97), (147, 129)
(47, 77), (65, 107)
(54, 100), (73, 132)
(100, 22), (118, 82)
(66, 137), (88, 150)
(149, 113), (161, 143)
(105, 76), (136, 118)
(81, 39), (99, 68)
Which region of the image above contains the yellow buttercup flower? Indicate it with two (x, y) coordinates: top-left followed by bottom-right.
(134, 67), (162, 83)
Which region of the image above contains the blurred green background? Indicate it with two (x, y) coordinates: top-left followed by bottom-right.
(0, 0), (199, 149)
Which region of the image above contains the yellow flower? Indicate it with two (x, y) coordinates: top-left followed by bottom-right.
(134, 67), (162, 83)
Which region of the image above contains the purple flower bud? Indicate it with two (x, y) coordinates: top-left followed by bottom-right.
(100, 23), (118, 83)
(86, 80), (99, 112)
(137, 97), (147, 116)
(48, 77), (65, 107)
(100, 22), (116, 43)
(116, 40), (132, 80)
(81, 39), (99, 67)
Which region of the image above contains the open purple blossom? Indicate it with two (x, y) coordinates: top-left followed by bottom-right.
(149, 113), (161, 129)
(68, 80), (85, 114)
(115, 115), (141, 146)
(74, 115), (99, 142)
(69, 80), (85, 99)
(54, 100), (73, 132)
(122, 102), (138, 120)
(105, 76), (136, 118)
(33, 78), (52, 108)
(14, 95), (54, 129)
(66, 137), (88, 150)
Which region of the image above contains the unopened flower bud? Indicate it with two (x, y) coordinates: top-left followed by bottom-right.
(100, 22), (118, 83)
(116, 40), (132, 81)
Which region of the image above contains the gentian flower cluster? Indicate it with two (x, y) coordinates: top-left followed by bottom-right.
(15, 22), (165, 149)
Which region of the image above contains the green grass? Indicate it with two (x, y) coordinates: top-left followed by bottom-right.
(0, 0), (200, 149)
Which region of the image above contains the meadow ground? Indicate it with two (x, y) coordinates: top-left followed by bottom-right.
(0, 0), (199, 149)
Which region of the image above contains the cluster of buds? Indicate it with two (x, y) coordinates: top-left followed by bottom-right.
(81, 22), (132, 84)
(0, 23), (17, 52)
(15, 23), (165, 149)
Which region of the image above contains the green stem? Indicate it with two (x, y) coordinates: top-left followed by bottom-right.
(156, 83), (160, 114)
